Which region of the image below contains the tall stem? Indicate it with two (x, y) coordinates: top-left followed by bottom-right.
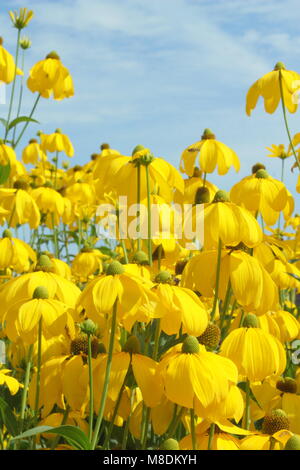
(244, 378), (251, 430)
(279, 70), (300, 169)
(91, 300), (118, 450)
(87, 335), (94, 443)
(190, 409), (196, 450)
(19, 344), (33, 433)
(12, 49), (25, 145)
(208, 423), (215, 450)
(211, 238), (222, 321)
(5, 30), (21, 141)
(14, 94), (41, 148)
(137, 163), (141, 251)
(34, 318), (43, 420)
(145, 165), (152, 266)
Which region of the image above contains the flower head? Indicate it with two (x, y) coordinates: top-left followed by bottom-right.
(9, 8), (34, 29)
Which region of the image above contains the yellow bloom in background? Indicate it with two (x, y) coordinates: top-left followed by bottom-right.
(22, 139), (47, 165)
(40, 129), (74, 157)
(0, 368), (23, 395)
(0, 142), (17, 173)
(71, 248), (103, 282)
(27, 51), (74, 100)
(0, 37), (23, 84)
(0, 229), (36, 273)
(180, 128), (240, 177)
(31, 185), (65, 226)
(0, 184), (40, 229)
(246, 62), (300, 115)
(9, 8), (34, 29)
(267, 144), (291, 160)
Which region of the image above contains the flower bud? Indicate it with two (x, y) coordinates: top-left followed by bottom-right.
(252, 163), (266, 174)
(285, 435), (300, 450)
(123, 336), (141, 354)
(243, 314), (259, 328)
(202, 128), (216, 140)
(160, 439), (180, 450)
(80, 319), (98, 336)
(46, 51), (60, 60)
(195, 187), (210, 204)
(213, 190), (230, 203)
(106, 260), (125, 276)
(155, 271), (172, 284)
(255, 169), (269, 179)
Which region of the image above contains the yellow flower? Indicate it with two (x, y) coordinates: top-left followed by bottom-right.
(220, 314), (286, 382)
(9, 8), (34, 29)
(160, 336), (237, 411)
(153, 275), (209, 337)
(267, 144), (291, 160)
(0, 38), (23, 84)
(0, 184), (40, 229)
(31, 185), (65, 226)
(3, 286), (73, 344)
(22, 139), (47, 165)
(27, 51), (74, 100)
(0, 229), (36, 273)
(180, 129), (240, 177)
(71, 248), (103, 282)
(0, 368), (23, 395)
(40, 129), (74, 157)
(76, 261), (157, 325)
(246, 62), (300, 115)
(230, 169), (290, 226)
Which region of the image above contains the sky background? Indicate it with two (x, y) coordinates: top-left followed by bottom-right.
(1, 0), (300, 217)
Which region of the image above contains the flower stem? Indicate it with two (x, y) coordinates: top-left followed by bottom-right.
(91, 300), (118, 450)
(145, 165), (153, 266)
(279, 70), (300, 169)
(19, 344), (33, 433)
(244, 378), (251, 430)
(87, 335), (94, 443)
(137, 163), (141, 251)
(12, 49), (25, 145)
(211, 238), (222, 321)
(208, 423), (215, 450)
(14, 94), (41, 149)
(34, 317), (43, 420)
(190, 409), (196, 450)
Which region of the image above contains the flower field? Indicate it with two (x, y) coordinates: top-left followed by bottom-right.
(1, 6), (300, 451)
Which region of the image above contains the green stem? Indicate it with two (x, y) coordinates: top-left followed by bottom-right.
(279, 70), (300, 169)
(52, 215), (59, 258)
(145, 165), (152, 266)
(190, 409), (196, 450)
(5, 30), (21, 141)
(88, 335), (94, 443)
(50, 405), (70, 450)
(137, 163), (141, 251)
(14, 94), (41, 148)
(12, 49), (25, 145)
(220, 281), (232, 330)
(211, 238), (222, 321)
(19, 344), (34, 433)
(167, 406), (185, 438)
(157, 244), (162, 272)
(141, 405), (151, 449)
(202, 172), (207, 187)
(208, 423), (215, 450)
(91, 300), (118, 450)
(152, 319), (161, 361)
(54, 151), (59, 189)
(34, 318), (43, 421)
(244, 378), (251, 430)
(103, 367), (130, 449)
(122, 388), (135, 450)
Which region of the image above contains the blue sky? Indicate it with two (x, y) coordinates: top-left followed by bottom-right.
(1, 0), (300, 214)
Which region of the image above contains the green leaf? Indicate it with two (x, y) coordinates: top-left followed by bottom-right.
(0, 118), (7, 128)
(8, 116), (39, 131)
(12, 425), (91, 450)
(0, 161), (11, 184)
(0, 395), (19, 436)
(287, 272), (300, 282)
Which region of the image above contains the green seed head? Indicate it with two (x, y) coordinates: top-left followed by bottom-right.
(106, 260), (125, 276)
(202, 128), (216, 140)
(123, 336), (141, 355)
(160, 438), (180, 450)
(274, 62), (286, 71)
(252, 163), (266, 174)
(101, 143), (110, 150)
(33, 286), (49, 299)
(2, 229), (12, 239)
(155, 271), (172, 284)
(243, 314), (259, 328)
(35, 254), (54, 273)
(132, 250), (149, 265)
(80, 319), (98, 336)
(132, 145), (145, 156)
(46, 51), (60, 60)
(195, 186), (211, 204)
(213, 190), (230, 203)
(285, 435), (300, 450)
(182, 336), (200, 354)
(255, 169), (269, 179)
